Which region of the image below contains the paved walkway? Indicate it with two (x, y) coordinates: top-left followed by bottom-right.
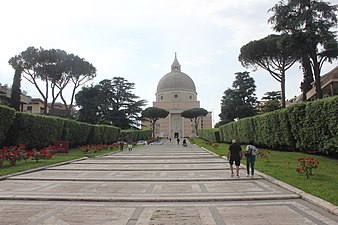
(0, 140), (337, 224)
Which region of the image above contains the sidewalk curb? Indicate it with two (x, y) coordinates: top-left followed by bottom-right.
(255, 170), (338, 216)
(0, 194), (300, 203)
(0, 157), (88, 181)
(94, 149), (120, 157)
(200, 146), (224, 158)
(199, 145), (338, 216)
(0, 149), (122, 181)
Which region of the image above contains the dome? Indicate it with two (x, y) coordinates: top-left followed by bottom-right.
(156, 54), (196, 94)
(156, 71), (196, 93)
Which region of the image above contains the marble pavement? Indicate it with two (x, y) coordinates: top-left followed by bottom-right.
(0, 140), (337, 224)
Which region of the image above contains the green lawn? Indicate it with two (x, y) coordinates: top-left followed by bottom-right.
(191, 138), (338, 206)
(0, 147), (119, 176)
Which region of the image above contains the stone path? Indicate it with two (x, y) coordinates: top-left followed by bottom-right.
(0, 140), (337, 224)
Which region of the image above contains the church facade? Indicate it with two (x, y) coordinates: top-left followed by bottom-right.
(149, 54), (212, 138)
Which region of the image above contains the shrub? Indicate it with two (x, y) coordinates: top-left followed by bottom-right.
(0, 105), (16, 146)
(257, 150), (273, 163)
(217, 96), (338, 153)
(61, 119), (91, 146)
(79, 143), (119, 153)
(120, 129), (152, 142)
(198, 128), (220, 143)
(87, 124), (120, 144)
(5, 112), (64, 149)
(296, 157), (319, 179)
(0, 144), (26, 166)
(0, 144), (58, 166)
(138, 129), (152, 140)
(30, 145), (58, 162)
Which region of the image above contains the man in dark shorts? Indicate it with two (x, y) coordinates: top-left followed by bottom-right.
(228, 139), (242, 178)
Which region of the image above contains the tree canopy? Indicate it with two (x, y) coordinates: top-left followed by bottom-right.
(74, 85), (101, 124)
(9, 66), (23, 111)
(269, 0), (338, 99)
(181, 107), (208, 136)
(142, 107), (169, 137)
(260, 91), (282, 113)
(239, 34), (298, 108)
(261, 91), (282, 101)
(219, 72), (257, 124)
(8, 46), (96, 115)
(76, 77), (147, 129)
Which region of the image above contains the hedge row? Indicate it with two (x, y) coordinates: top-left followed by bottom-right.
(218, 96), (338, 154)
(62, 119), (92, 146)
(1, 110), (120, 149)
(198, 128), (220, 143)
(5, 113), (64, 149)
(0, 106), (153, 149)
(87, 124), (120, 145)
(0, 105), (16, 145)
(120, 129), (152, 142)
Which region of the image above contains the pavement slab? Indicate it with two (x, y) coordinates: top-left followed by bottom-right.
(0, 140), (337, 224)
(0, 200), (337, 225)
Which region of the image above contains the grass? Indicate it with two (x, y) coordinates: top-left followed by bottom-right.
(0, 147), (119, 177)
(191, 138), (338, 206)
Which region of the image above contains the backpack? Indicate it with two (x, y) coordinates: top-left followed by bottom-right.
(245, 145), (253, 157)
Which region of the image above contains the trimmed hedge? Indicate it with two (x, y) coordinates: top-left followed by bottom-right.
(0, 105), (16, 146)
(61, 119), (92, 147)
(87, 124), (120, 144)
(198, 128), (220, 143)
(5, 112), (64, 149)
(218, 96), (338, 154)
(3, 111), (122, 148)
(120, 129), (152, 142)
(138, 129), (152, 140)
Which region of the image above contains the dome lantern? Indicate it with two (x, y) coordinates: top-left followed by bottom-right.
(171, 52), (181, 72)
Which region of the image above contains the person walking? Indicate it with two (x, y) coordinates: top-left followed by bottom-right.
(228, 139), (242, 178)
(177, 137), (180, 145)
(128, 142), (133, 151)
(182, 138), (187, 147)
(245, 141), (258, 177)
(119, 141), (124, 151)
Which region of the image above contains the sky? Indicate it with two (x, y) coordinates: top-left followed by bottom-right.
(0, 0), (337, 126)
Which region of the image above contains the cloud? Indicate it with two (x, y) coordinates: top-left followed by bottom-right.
(1, 0), (337, 124)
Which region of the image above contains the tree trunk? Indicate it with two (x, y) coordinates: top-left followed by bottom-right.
(152, 121), (156, 138)
(43, 80), (49, 114)
(313, 61), (323, 99)
(300, 55), (314, 101)
(281, 73), (286, 108)
(60, 92), (71, 116)
(194, 118), (199, 136)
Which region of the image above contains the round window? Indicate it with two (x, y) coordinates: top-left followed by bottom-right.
(174, 94), (179, 99)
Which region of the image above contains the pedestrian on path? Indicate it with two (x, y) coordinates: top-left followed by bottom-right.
(128, 142), (133, 151)
(182, 138), (187, 147)
(228, 139), (242, 178)
(245, 141), (258, 177)
(119, 141), (124, 151)
(177, 137), (180, 145)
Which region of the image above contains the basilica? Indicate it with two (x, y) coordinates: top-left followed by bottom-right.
(150, 54), (212, 138)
